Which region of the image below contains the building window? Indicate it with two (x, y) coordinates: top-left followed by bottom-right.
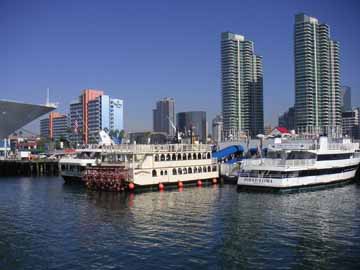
(207, 153), (211, 159)
(208, 166), (211, 172)
(183, 153), (187, 160)
(203, 166), (207, 172)
(183, 168), (187, 174)
(212, 166), (217, 172)
(160, 170), (164, 176)
(172, 154), (176, 161)
(160, 154), (165, 161)
(188, 153), (192, 160)
(177, 153), (182, 160)
(178, 168), (182, 175)
(173, 168), (177, 175)
(164, 170), (168, 175)
(193, 153), (197, 160)
(194, 167), (198, 173)
(155, 155), (159, 162)
(166, 154), (171, 161)
(198, 167), (202, 173)
(152, 170), (157, 177)
(188, 167), (192, 174)
(198, 153), (202, 159)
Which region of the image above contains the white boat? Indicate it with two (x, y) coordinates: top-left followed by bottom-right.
(59, 149), (100, 182)
(60, 143), (219, 188)
(237, 137), (360, 191)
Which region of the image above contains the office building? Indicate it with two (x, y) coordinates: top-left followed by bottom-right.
(212, 114), (223, 143)
(342, 108), (359, 138)
(40, 112), (69, 141)
(70, 89), (124, 144)
(294, 13), (342, 131)
(177, 111), (207, 143)
(341, 86), (352, 111)
(153, 98), (175, 137)
(221, 32), (264, 137)
(278, 107), (295, 131)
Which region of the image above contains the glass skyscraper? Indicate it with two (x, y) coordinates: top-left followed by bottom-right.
(221, 32), (263, 137)
(294, 13), (341, 132)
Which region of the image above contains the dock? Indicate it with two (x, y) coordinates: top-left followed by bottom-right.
(0, 159), (59, 177)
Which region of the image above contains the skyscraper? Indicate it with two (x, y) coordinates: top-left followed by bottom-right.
(294, 13), (342, 132)
(177, 111), (207, 143)
(153, 98), (175, 137)
(221, 32), (264, 137)
(70, 89), (124, 144)
(341, 85), (352, 112)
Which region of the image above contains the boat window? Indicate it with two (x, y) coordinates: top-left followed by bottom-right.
(177, 153), (182, 160)
(188, 167), (192, 173)
(160, 154), (165, 161)
(173, 168), (177, 175)
(266, 151), (284, 159)
(193, 153), (197, 160)
(317, 153), (351, 161)
(166, 154), (171, 161)
(152, 170), (157, 177)
(155, 155), (159, 161)
(183, 153), (187, 160)
(287, 151), (316, 160)
(172, 154), (176, 161)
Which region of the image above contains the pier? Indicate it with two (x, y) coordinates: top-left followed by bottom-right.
(0, 160), (59, 177)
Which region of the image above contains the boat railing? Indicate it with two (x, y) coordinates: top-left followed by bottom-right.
(241, 158), (316, 168)
(78, 144), (212, 153)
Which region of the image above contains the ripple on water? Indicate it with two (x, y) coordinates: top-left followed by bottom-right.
(0, 178), (360, 269)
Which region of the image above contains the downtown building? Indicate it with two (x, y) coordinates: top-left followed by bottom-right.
(294, 13), (342, 133)
(278, 107), (295, 131)
(177, 111), (207, 143)
(341, 85), (352, 112)
(153, 98), (175, 137)
(221, 32), (264, 138)
(70, 89), (124, 144)
(40, 112), (69, 141)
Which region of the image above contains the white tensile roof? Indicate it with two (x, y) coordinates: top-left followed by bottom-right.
(0, 99), (55, 139)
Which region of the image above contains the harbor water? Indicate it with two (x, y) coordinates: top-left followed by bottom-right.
(0, 177), (360, 269)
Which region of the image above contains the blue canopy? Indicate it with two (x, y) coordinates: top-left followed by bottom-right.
(212, 145), (244, 159)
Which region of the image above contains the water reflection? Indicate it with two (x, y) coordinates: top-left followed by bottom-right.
(0, 178), (359, 269)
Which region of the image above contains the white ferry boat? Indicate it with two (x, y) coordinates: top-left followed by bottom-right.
(59, 143), (219, 188)
(237, 137), (360, 191)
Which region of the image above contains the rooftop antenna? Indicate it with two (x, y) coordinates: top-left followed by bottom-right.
(46, 88), (50, 106)
(45, 88), (58, 108)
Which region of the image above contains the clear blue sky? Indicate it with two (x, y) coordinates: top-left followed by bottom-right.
(1, 0), (360, 132)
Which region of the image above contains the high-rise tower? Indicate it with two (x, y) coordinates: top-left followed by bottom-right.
(294, 13), (341, 132)
(221, 32), (263, 137)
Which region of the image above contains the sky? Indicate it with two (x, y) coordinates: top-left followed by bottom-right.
(1, 0), (360, 132)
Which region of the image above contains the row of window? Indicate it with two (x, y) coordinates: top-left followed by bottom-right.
(152, 165), (217, 177)
(154, 152), (211, 162)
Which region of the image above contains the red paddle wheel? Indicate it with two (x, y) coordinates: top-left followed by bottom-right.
(83, 166), (129, 192)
